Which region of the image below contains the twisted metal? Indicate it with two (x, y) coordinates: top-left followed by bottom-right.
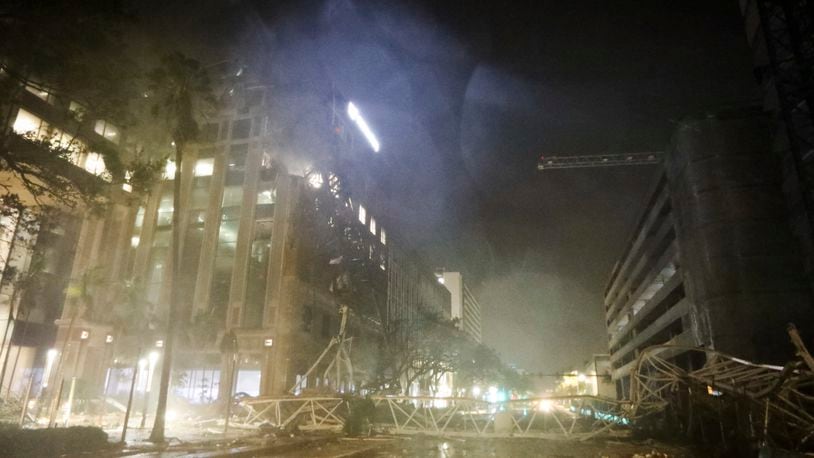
(628, 332), (814, 449)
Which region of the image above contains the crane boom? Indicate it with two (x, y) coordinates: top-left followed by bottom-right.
(537, 151), (663, 170)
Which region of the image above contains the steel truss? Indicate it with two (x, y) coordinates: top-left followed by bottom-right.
(629, 327), (814, 450)
(234, 327), (814, 448)
(757, 0), (814, 264)
(235, 394), (631, 440)
(537, 152), (663, 170)
(758, 0), (814, 162)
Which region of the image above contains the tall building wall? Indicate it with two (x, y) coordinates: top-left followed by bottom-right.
(441, 271), (482, 343)
(461, 283), (482, 343)
(665, 111), (813, 363)
(35, 81), (449, 399)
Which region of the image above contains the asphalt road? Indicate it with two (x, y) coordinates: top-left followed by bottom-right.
(269, 436), (696, 458)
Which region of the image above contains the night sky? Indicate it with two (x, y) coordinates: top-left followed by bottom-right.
(137, 0), (760, 373)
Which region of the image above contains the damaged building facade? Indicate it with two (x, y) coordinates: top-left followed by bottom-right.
(59, 83), (449, 402)
(604, 111), (814, 398)
(607, 1), (814, 400)
(1, 68), (450, 408)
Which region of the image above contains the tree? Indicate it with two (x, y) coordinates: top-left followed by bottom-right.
(359, 312), (462, 394)
(145, 53), (214, 443)
(0, 0), (139, 216)
(358, 310), (525, 396)
(0, 3), (164, 390)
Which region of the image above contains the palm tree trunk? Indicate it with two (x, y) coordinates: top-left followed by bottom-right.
(149, 145), (184, 443)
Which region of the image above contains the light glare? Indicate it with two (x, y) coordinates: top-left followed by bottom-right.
(347, 102), (380, 152)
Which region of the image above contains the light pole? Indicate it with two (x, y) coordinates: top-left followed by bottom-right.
(220, 329), (237, 436)
(63, 329), (89, 426)
(139, 351), (159, 428)
(121, 347), (141, 443)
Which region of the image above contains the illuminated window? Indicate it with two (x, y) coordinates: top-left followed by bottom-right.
(194, 158), (214, 177)
(256, 185), (275, 220)
(83, 152), (106, 175)
(380, 228), (386, 245)
(358, 205), (366, 225)
(94, 120), (120, 144)
(156, 193), (174, 227)
(12, 109), (47, 137)
(370, 217), (377, 235)
(163, 161), (176, 180)
(69, 101), (86, 120)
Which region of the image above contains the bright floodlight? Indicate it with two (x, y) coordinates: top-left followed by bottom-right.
(347, 102), (380, 152)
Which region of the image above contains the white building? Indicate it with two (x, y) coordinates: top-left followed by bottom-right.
(439, 272), (482, 343)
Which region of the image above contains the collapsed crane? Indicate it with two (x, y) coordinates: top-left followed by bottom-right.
(537, 151), (663, 170)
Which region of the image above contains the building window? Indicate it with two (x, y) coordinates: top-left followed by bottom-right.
(94, 119), (120, 144)
(201, 123), (219, 142)
(380, 228), (386, 245)
(25, 84), (51, 102)
(245, 220), (272, 327)
(226, 143), (248, 185)
(256, 185), (276, 220)
(190, 175), (211, 210)
(242, 88), (264, 111)
(231, 119), (251, 139)
(83, 152), (103, 175)
(194, 158), (214, 177)
(12, 109), (48, 137)
(68, 101), (86, 121)
(163, 160), (176, 180)
(211, 185), (243, 316)
(156, 191), (174, 228)
(358, 205), (366, 225)
(25, 84), (56, 105)
(369, 217), (377, 236)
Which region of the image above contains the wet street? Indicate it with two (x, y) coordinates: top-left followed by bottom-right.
(270, 436), (696, 458)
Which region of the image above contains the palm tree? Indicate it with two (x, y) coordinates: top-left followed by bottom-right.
(145, 53), (214, 443)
